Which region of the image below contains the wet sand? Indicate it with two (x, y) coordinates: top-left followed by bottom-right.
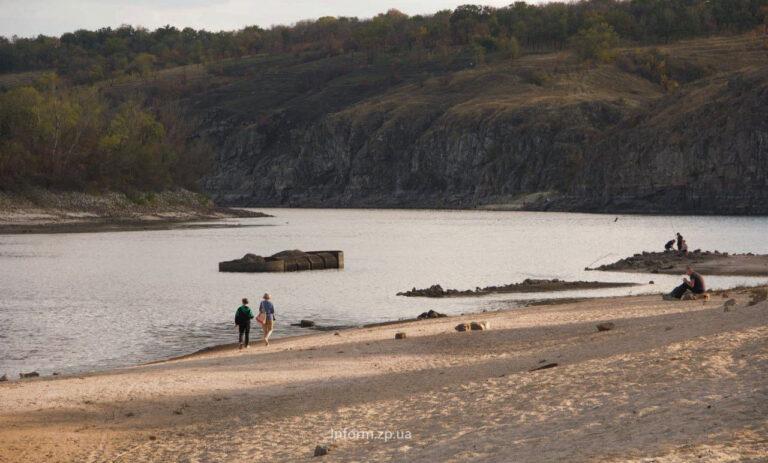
(1, 287), (766, 462)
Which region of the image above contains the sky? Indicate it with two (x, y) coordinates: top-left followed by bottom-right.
(0, 0), (539, 38)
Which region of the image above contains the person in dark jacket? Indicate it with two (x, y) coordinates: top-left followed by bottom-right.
(665, 239), (676, 251)
(235, 298), (254, 349)
(665, 266), (706, 300)
(676, 232), (684, 251)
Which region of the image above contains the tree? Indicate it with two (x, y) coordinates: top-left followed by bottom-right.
(570, 16), (619, 63)
(128, 53), (157, 77)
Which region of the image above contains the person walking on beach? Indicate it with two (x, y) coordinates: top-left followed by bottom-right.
(259, 293), (276, 346)
(665, 266), (706, 300)
(235, 298), (254, 349)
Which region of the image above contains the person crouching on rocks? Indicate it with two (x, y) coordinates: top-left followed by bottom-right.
(665, 239), (676, 251)
(664, 266), (706, 300)
(259, 293), (276, 346)
(235, 298), (254, 349)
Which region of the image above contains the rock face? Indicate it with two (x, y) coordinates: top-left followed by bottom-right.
(190, 36), (768, 215)
(219, 250), (343, 272)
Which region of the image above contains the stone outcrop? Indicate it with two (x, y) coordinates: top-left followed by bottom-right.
(417, 310), (447, 320)
(591, 250), (768, 276)
(219, 250), (343, 273)
(398, 279), (638, 298)
(190, 36), (768, 215)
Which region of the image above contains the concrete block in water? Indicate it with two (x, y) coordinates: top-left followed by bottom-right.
(219, 250), (344, 273)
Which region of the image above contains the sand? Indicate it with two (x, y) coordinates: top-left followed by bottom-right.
(1, 289), (767, 462)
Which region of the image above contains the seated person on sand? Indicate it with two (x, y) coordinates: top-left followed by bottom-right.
(665, 239), (676, 251)
(664, 266), (706, 300)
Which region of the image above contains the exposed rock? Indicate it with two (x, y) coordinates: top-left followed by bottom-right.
(398, 279), (638, 298)
(596, 322), (616, 332)
(294, 320), (316, 328)
(395, 332), (407, 340)
(219, 250), (344, 273)
(19, 371), (39, 379)
(455, 323), (471, 332)
(470, 321), (490, 331)
(417, 309), (447, 319)
(591, 251), (768, 276)
(0, 374), (7, 382)
(314, 445), (331, 457)
(530, 363), (559, 372)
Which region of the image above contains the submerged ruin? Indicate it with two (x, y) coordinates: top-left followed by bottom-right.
(219, 250), (344, 272)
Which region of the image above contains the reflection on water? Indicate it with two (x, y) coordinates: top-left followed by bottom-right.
(1, 209), (766, 376)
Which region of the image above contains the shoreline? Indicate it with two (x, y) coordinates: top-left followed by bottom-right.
(2, 287), (766, 462)
(0, 209), (272, 235)
(0, 189), (273, 235)
(2, 287), (751, 382)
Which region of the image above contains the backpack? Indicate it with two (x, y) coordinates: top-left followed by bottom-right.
(235, 306), (250, 325)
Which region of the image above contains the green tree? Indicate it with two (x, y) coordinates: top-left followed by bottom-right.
(570, 17), (620, 63)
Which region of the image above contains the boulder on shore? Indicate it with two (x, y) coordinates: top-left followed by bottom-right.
(417, 309), (447, 319)
(455, 323), (471, 332)
(596, 322), (616, 332)
(470, 321), (490, 331)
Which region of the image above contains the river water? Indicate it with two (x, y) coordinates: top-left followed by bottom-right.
(1, 209), (766, 376)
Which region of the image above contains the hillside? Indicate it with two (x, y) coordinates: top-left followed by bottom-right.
(173, 33), (768, 213)
(2, 1), (767, 214)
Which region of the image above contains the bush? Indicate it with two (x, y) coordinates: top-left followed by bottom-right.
(571, 18), (619, 64)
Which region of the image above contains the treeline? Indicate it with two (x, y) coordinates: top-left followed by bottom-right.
(0, 74), (211, 191)
(1, 0), (767, 83)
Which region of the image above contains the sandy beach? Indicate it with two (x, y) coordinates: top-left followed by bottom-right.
(1, 288), (766, 462)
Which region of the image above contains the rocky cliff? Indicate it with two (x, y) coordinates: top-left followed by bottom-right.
(189, 34), (767, 214)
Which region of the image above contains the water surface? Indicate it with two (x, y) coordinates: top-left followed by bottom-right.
(1, 209), (766, 376)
